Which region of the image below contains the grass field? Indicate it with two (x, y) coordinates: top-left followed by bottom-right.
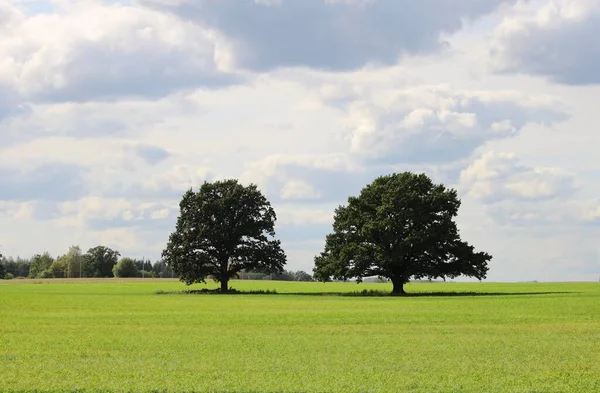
(1, 279), (599, 392)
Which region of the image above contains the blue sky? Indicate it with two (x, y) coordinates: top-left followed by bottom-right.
(1, 0), (600, 281)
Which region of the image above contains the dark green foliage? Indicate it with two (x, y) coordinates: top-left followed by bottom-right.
(162, 179), (287, 291)
(84, 246), (121, 278)
(112, 257), (139, 278)
(313, 172), (492, 294)
(1, 256), (31, 278)
(0, 249), (5, 279)
(28, 252), (55, 278)
(132, 258), (153, 272)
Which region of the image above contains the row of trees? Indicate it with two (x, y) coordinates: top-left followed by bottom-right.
(162, 173), (492, 294)
(0, 247), (314, 282)
(0, 246), (177, 279)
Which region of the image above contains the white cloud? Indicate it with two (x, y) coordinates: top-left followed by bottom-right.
(491, 0), (600, 84)
(460, 151), (578, 203)
(0, 201), (36, 220)
(328, 83), (568, 164)
(242, 153), (361, 185)
(0, 1), (238, 103)
(275, 206), (334, 226)
(142, 165), (213, 195)
(57, 197), (175, 230)
(280, 180), (321, 200)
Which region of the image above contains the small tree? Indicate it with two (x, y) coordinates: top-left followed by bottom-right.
(50, 256), (68, 278)
(313, 172), (492, 295)
(162, 179), (287, 292)
(65, 246), (84, 278)
(112, 257), (139, 278)
(28, 252), (55, 278)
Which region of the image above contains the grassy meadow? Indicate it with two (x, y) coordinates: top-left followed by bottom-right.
(1, 279), (599, 392)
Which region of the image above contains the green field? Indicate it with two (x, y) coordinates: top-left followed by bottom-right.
(1, 279), (599, 393)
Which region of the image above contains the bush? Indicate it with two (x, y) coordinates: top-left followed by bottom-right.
(2, 272), (14, 280)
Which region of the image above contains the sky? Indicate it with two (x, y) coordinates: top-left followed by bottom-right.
(1, 0), (600, 282)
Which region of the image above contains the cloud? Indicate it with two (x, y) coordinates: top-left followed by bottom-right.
(128, 144), (171, 166)
(241, 153), (374, 203)
(280, 180), (321, 200)
(57, 197), (175, 231)
(0, 87), (21, 122)
(0, 163), (89, 202)
(456, 151), (596, 233)
(0, 92), (205, 144)
(0, 1), (240, 104)
(460, 151), (578, 203)
(137, 0), (512, 71)
(274, 205), (335, 226)
(0, 201), (37, 220)
(329, 84), (568, 164)
(142, 164), (212, 191)
(490, 0), (600, 85)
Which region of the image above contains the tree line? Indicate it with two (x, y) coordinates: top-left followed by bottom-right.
(1, 172), (492, 294)
(0, 245), (175, 280)
(0, 246), (314, 282)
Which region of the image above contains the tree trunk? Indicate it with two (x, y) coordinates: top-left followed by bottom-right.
(220, 259), (229, 293)
(391, 277), (406, 295)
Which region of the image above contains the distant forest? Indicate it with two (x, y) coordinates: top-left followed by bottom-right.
(0, 245), (314, 282)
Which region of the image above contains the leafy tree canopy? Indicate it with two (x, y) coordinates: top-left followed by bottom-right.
(50, 256), (68, 278)
(112, 257), (139, 278)
(28, 252), (55, 279)
(84, 246), (120, 278)
(313, 172), (492, 294)
(162, 179), (287, 291)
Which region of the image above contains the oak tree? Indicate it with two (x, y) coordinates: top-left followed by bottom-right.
(162, 179), (287, 292)
(313, 172), (491, 294)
